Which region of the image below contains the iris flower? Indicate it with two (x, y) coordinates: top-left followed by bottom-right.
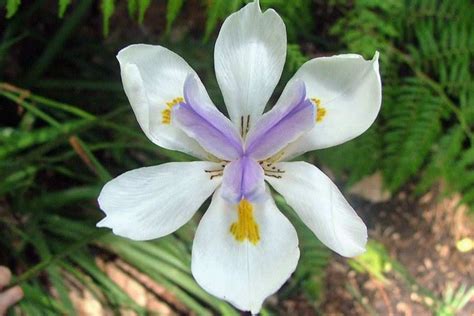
(97, 0), (381, 313)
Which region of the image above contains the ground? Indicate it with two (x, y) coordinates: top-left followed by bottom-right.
(321, 182), (473, 316)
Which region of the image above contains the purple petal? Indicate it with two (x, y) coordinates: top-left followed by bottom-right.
(245, 79), (315, 160)
(173, 74), (243, 160)
(221, 156), (266, 203)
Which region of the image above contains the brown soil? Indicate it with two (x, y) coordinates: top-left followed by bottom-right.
(321, 184), (474, 316)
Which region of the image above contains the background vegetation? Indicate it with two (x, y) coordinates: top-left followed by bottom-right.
(1, 0), (473, 315)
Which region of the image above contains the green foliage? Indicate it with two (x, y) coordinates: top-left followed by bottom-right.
(136, 0), (151, 24)
(286, 44), (308, 74)
(262, 0), (313, 42)
(319, 126), (381, 186)
(382, 78), (444, 190)
(323, 0), (474, 209)
(348, 240), (391, 283)
(5, 0), (20, 18)
(274, 195), (331, 301)
(101, 0), (115, 37)
(346, 241), (473, 315)
(330, 0), (401, 58)
(435, 284), (474, 316)
(58, 0), (71, 18)
(0, 87), (238, 315)
(203, 0), (243, 42)
(166, 0), (185, 34)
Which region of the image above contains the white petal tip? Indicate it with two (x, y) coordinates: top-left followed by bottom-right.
(116, 45), (136, 63)
(338, 243), (368, 258)
(251, 0), (261, 12)
(373, 51), (380, 60)
(250, 307), (262, 315)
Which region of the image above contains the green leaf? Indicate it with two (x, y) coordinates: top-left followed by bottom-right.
(6, 0), (21, 18)
(0, 120), (88, 159)
(58, 0), (71, 18)
(137, 0), (150, 24)
(166, 0), (184, 34)
(24, 0), (94, 83)
(101, 0), (115, 36)
(204, 0), (242, 42)
(127, 0), (137, 18)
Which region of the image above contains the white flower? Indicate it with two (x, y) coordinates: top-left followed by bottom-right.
(97, 0), (382, 313)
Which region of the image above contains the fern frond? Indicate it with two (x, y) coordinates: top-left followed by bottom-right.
(330, 0), (402, 58)
(383, 78), (444, 191)
(406, 0), (474, 95)
(330, 0), (474, 207)
(416, 126), (464, 194)
(318, 126), (381, 187)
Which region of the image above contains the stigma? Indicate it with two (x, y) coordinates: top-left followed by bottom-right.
(230, 199), (260, 244)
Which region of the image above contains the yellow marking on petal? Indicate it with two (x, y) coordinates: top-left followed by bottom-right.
(311, 97), (321, 107)
(316, 107), (326, 122)
(230, 199), (260, 245)
(161, 97), (184, 124)
(311, 97), (326, 123)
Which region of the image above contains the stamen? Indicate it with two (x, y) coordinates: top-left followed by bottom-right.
(245, 115), (250, 136)
(161, 97), (184, 124)
(310, 97), (321, 108)
(230, 199), (260, 244)
(240, 115), (251, 138)
(260, 160), (285, 178)
(205, 169), (223, 179)
(311, 97), (326, 123)
(265, 174), (282, 179)
(204, 162), (228, 180)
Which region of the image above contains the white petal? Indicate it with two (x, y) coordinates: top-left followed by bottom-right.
(97, 161), (221, 240)
(214, 0), (287, 132)
(192, 189), (299, 314)
(266, 162), (367, 257)
(282, 52), (381, 159)
(117, 44), (212, 159)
